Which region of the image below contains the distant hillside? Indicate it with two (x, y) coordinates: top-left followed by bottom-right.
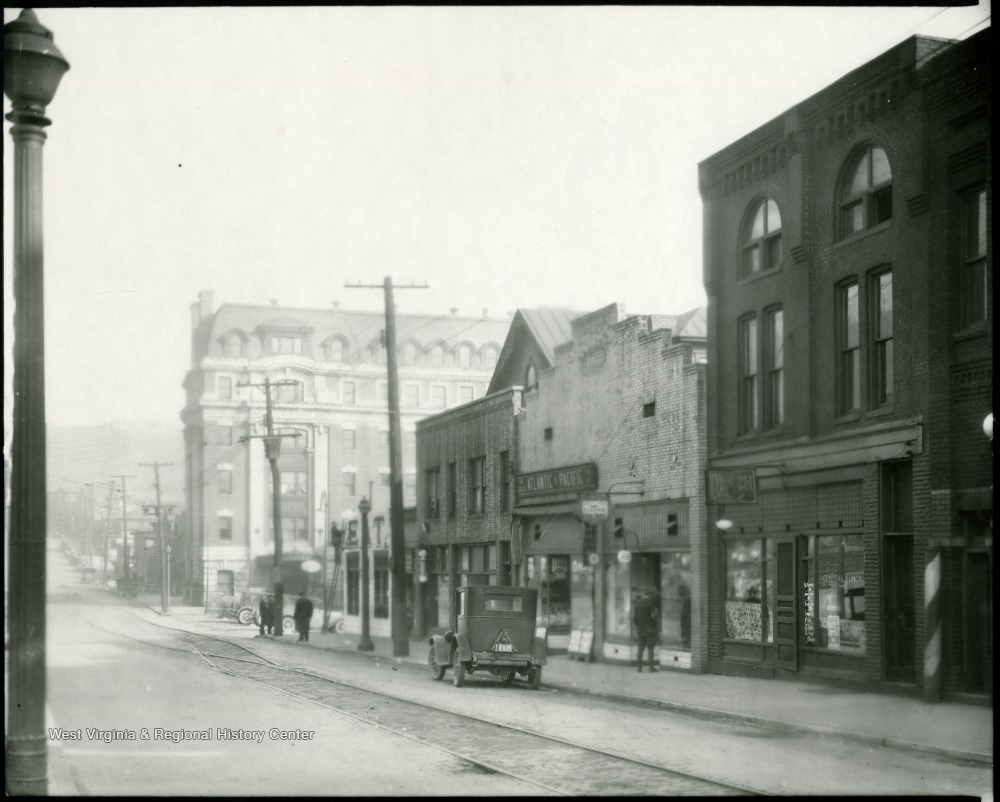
(47, 420), (185, 507)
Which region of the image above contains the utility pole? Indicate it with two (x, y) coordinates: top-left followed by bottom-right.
(346, 277), (428, 657)
(100, 487), (116, 589)
(140, 462), (173, 614)
(116, 474), (137, 596)
(238, 377), (300, 636)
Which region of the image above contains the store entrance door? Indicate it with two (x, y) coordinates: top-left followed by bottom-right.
(883, 536), (915, 682)
(773, 538), (798, 671)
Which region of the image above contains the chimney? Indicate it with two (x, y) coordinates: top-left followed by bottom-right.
(198, 290), (214, 320)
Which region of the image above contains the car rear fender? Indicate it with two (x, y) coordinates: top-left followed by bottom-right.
(453, 632), (473, 663)
(533, 634), (548, 666)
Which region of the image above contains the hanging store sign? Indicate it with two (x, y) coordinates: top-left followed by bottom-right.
(579, 497), (609, 521)
(706, 469), (757, 504)
(516, 463), (598, 499)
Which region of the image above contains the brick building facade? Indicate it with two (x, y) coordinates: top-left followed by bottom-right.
(699, 32), (991, 697)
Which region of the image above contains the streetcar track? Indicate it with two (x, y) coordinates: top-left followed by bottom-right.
(95, 607), (758, 796)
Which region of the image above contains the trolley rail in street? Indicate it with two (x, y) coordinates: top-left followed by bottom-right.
(79, 606), (757, 796)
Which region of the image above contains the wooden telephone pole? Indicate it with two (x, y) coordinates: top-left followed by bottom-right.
(238, 377), (301, 636)
(346, 277), (428, 657)
(140, 462), (173, 614)
(100, 487), (117, 589)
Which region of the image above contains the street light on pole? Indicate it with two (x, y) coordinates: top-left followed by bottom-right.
(357, 496), (375, 651)
(4, 8), (70, 795)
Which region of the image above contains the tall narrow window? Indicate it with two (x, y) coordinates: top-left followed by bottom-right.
(499, 451), (510, 512)
(219, 469), (233, 495)
(326, 339), (345, 363)
(346, 553), (360, 615)
(342, 470), (356, 497)
(839, 145), (892, 238)
(524, 363), (537, 392)
(448, 462), (457, 518)
(218, 376), (233, 401)
(218, 515), (233, 542)
(837, 282), (860, 415)
(342, 428), (356, 450)
(426, 468), (440, 518)
(225, 333), (243, 358)
(961, 187), (988, 328)
(469, 457), (486, 515)
(764, 307), (784, 429)
(342, 381), (356, 405)
(738, 316), (758, 434)
(374, 552), (389, 618)
(870, 270), (893, 408)
(741, 198), (782, 279)
(218, 425), (232, 446)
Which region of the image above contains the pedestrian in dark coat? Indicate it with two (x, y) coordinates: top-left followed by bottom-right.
(294, 592), (314, 643)
(259, 595), (273, 636)
(632, 589), (660, 673)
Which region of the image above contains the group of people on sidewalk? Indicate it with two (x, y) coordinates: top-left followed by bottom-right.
(257, 591), (314, 642)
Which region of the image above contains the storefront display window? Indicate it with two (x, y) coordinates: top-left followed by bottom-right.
(659, 552), (691, 650)
(725, 539), (763, 641)
(436, 572), (450, 627)
(805, 534), (865, 654)
(531, 555), (571, 629)
(569, 557), (595, 630)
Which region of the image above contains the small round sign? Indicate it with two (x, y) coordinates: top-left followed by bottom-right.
(300, 559), (321, 574)
(617, 549), (632, 564)
(587, 552), (600, 566)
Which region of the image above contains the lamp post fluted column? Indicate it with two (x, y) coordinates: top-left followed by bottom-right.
(4, 9), (70, 796)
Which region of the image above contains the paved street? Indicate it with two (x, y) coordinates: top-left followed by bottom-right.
(33, 548), (993, 797)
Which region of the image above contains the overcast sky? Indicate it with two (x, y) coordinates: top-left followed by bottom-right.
(3, 5), (991, 432)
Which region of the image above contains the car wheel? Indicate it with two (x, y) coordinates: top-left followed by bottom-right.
(237, 608), (254, 626)
(499, 669), (516, 685)
(428, 648), (445, 681)
(334, 619), (346, 634)
(453, 660), (466, 688)
(527, 666), (542, 690)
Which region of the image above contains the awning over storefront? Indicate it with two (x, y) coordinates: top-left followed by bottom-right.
(512, 502), (579, 518)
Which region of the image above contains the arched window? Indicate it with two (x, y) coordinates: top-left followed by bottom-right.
(401, 342), (419, 366)
(524, 363), (537, 391)
(457, 345), (472, 369)
(482, 346), (498, 371)
(428, 344), (445, 367)
(325, 339), (345, 363)
(838, 145), (892, 238)
(740, 198), (782, 279)
(225, 333), (244, 358)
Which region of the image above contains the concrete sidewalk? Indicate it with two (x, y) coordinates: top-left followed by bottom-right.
(135, 598), (994, 767)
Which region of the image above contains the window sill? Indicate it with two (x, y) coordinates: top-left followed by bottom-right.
(735, 432), (758, 443)
(833, 220), (892, 249)
(866, 405), (895, 419)
(737, 264), (783, 285)
(833, 412), (861, 425)
(951, 323), (989, 343)
(760, 426), (785, 439)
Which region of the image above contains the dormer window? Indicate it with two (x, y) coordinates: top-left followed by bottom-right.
(740, 198), (782, 279)
(270, 336), (302, 355)
(325, 339), (345, 363)
(224, 333), (244, 358)
(457, 345), (472, 369)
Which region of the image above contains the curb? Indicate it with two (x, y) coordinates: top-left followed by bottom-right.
(122, 604), (994, 769)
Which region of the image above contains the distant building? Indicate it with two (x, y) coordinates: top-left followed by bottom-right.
(181, 291), (510, 615)
(699, 32), (991, 696)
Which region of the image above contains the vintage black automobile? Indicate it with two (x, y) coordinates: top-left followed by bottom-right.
(428, 585), (546, 689)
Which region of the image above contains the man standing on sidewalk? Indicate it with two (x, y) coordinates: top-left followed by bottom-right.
(294, 592), (314, 643)
(632, 589), (659, 673)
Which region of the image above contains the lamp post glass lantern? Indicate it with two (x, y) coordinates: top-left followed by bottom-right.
(4, 8), (69, 796)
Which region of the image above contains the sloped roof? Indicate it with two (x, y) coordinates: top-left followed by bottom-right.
(517, 307), (579, 364)
(206, 303), (511, 355)
(673, 307), (707, 341)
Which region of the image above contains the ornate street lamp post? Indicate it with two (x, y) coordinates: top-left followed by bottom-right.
(4, 8), (70, 795)
(357, 496), (374, 651)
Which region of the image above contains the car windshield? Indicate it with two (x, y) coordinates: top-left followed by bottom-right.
(485, 595), (522, 612)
